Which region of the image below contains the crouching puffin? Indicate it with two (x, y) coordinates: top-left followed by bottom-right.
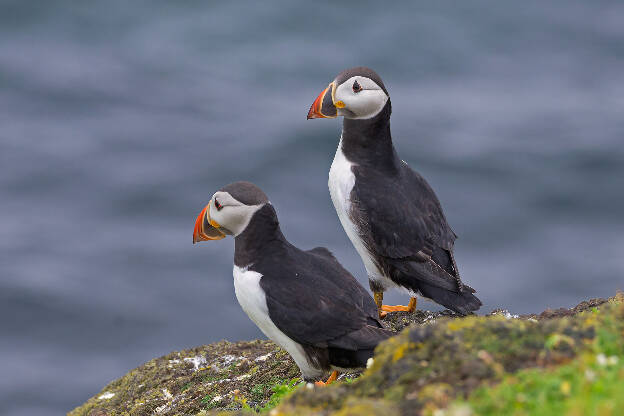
(193, 181), (392, 384)
(307, 67), (482, 317)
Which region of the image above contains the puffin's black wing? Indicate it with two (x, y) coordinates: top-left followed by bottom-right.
(352, 163), (456, 257)
(256, 245), (391, 350)
(351, 163), (481, 314)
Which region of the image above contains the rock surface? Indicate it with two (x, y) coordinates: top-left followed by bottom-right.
(69, 340), (300, 415)
(70, 294), (622, 416)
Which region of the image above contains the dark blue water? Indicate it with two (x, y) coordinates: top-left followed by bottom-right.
(1, 1), (623, 414)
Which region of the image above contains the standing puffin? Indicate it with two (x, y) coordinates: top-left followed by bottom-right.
(193, 181), (392, 384)
(307, 67), (482, 317)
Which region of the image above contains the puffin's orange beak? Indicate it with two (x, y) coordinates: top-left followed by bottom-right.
(307, 82), (339, 119)
(193, 204), (226, 243)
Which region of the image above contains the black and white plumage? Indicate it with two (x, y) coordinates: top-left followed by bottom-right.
(308, 67), (482, 316)
(193, 181), (392, 381)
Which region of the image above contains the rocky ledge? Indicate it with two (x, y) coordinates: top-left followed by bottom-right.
(70, 293), (623, 416)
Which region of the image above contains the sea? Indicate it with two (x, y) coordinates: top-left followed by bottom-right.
(1, 1), (623, 414)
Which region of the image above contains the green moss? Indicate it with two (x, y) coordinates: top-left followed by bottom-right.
(234, 378), (302, 413)
(450, 298), (624, 415)
(454, 354), (624, 416)
(249, 382), (270, 402)
(259, 378), (302, 412)
(201, 393), (219, 409)
(274, 293), (623, 415)
(68, 340), (301, 415)
(69, 294), (622, 416)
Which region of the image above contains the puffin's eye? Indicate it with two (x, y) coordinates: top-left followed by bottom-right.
(352, 80), (362, 93)
(214, 198), (223, 211)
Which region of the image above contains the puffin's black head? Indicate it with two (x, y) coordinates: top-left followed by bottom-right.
(193, 181), (270, 243)
(307, 67), (389, 120)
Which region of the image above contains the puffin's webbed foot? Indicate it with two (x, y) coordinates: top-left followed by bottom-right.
(379, 297), (418, 318)
(315, 371), (338, 386)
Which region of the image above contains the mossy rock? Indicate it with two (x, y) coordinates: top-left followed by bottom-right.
(70, 294), (622, 416)
(276, 293), (623, 415)
(69, 308), (458, 415)
(69, 340), (301, 415)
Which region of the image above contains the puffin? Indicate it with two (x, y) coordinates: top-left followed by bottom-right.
(307, 67), (482, 317)
(193, 181), (392, 384)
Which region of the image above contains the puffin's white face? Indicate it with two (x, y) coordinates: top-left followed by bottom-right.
(207, 191), (264, 237)
(193, 181), (271, 243)
(333, 76), (388, 120)
(307, 67), (389, 121)
(193, 191), (265, 243)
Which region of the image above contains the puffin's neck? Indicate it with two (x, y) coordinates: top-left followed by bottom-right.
(340, 101), (399, 172)
(234, 204), (287, 268)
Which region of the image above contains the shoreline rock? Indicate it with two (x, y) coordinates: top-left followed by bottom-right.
(70, 294), (621, 415)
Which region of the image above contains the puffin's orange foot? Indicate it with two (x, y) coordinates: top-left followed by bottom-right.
(314, 371), (338, 386)
(380, 304), (412, 312)
(379, 297), (418, 318)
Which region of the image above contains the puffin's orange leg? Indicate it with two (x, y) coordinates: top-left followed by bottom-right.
(374, 292), (385, 319)
(379, 297), (418, 318)
(315, 371), (338, 386)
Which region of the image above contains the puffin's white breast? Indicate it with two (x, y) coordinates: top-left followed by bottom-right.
(328, 141), (385, 282)
(232, 266), (322, 379)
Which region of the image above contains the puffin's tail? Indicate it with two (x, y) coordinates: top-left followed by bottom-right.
(327, 325), (393, 368)
(418, 281), (482, 316)
(389, 248), (483, 316)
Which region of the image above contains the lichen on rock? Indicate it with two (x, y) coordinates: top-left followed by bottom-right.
(276, 293), (623, 415)
(69, 340), (300, 415)
(70, 293), (623, 416)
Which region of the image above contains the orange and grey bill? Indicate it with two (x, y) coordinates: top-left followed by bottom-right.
(193, 204), (225, 243)
(307, 83), (338, 119)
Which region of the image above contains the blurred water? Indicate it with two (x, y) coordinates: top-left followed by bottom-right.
(1, 1), (623, 414)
